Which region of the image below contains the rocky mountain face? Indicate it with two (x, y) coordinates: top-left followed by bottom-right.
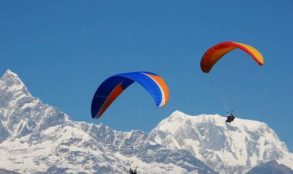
(0, 70), (216, 174)
(149, 111), (293, 174)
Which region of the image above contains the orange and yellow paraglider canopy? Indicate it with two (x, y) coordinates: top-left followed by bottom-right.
(200, 41), (264, 73)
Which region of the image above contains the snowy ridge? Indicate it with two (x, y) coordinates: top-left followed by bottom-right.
(0, 70), (292, 174)
(0, 70), (216, 174)
(149, 110), (293, 174)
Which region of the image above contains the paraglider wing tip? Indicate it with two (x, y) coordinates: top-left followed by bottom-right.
(91, 110), (101, 119)
(201, 67), (210, 73)
(200, 64), (210, 73)
(91, 114), (97, 119)
(158, 103), (167, 107)
(259, 62), (264, 66)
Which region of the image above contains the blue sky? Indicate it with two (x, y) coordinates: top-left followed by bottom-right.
(0, 1), (292, 150)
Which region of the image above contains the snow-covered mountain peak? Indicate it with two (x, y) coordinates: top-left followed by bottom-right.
(156, 111), (226, 134)
(0, 70), (67, 140)
(157, 110), (273, 134)
(1, 69), (26, 88)
(2, 69), (19, 79)
(164, 110), (218, 124)
(0, 69), (31, 98)
(150, 111), (293, 174)
(167, 110), (222, 121)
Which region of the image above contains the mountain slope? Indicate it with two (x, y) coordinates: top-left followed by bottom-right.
(0, 70), (216, 174)
(149, 110), (293, 174)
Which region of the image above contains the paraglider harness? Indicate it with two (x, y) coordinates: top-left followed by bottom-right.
(226, 111), (235, 123)
(129, 167), (137, 174)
